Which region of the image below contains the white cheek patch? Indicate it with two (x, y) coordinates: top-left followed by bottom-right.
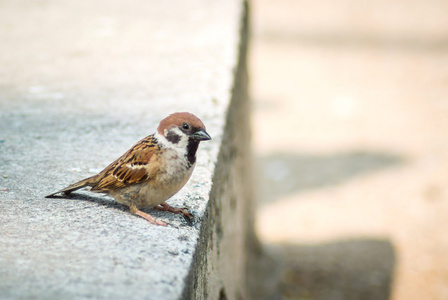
(155, 128), (189, 151)
(169, 127), (189, 148)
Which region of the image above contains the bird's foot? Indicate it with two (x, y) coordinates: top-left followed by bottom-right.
(130, 205), (167, 226)
(154, 203), (194, 220)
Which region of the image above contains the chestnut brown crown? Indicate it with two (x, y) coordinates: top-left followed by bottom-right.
(157, 112), (211, 141)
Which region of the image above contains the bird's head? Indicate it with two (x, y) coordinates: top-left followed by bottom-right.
(157, 112), (211, 149)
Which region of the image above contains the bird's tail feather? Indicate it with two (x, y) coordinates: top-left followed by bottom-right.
(45, 175), (98, 198)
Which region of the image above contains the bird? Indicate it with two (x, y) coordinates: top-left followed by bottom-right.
(46, 112), (211, 226)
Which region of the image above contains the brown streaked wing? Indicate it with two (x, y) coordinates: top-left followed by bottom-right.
(91, 135), (160, 192)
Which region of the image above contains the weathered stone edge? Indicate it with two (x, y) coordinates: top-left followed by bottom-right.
(181, 1), (256, 299)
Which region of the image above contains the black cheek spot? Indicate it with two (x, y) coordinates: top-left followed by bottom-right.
(166, 130), (181, 144)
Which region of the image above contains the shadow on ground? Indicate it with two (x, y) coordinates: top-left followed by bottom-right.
(46, 192), (125, 209)
(251, 151), (401, 299)
(47, 192), (195, 225)
(255, 150), (403, 205)
(249, 238), (396, 300)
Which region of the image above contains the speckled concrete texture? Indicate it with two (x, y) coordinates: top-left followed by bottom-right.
(0, 0), (249, 299)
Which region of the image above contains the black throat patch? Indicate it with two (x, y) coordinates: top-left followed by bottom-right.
(186, 140), (199, 166)
(166, 130), (181, 144)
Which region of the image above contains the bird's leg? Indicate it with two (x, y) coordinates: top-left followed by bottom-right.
(129, 205), (167, 226)
(154, 202), (193, 219)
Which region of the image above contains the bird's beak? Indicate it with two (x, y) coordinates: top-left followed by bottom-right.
(191, 129), (212, 141)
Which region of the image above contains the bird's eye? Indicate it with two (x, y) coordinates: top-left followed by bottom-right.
(182, 123), (190, 130)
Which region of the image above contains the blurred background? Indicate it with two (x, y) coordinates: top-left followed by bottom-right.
(250, 0), (448, 299)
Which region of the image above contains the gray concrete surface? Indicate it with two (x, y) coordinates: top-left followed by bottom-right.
(0, 1), (250, 299)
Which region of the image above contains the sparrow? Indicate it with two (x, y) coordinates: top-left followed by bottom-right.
(46, 112), (211, 226)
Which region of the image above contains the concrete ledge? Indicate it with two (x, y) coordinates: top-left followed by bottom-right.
(0, 0), (254, 299)
(182, 2), (254, 298)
